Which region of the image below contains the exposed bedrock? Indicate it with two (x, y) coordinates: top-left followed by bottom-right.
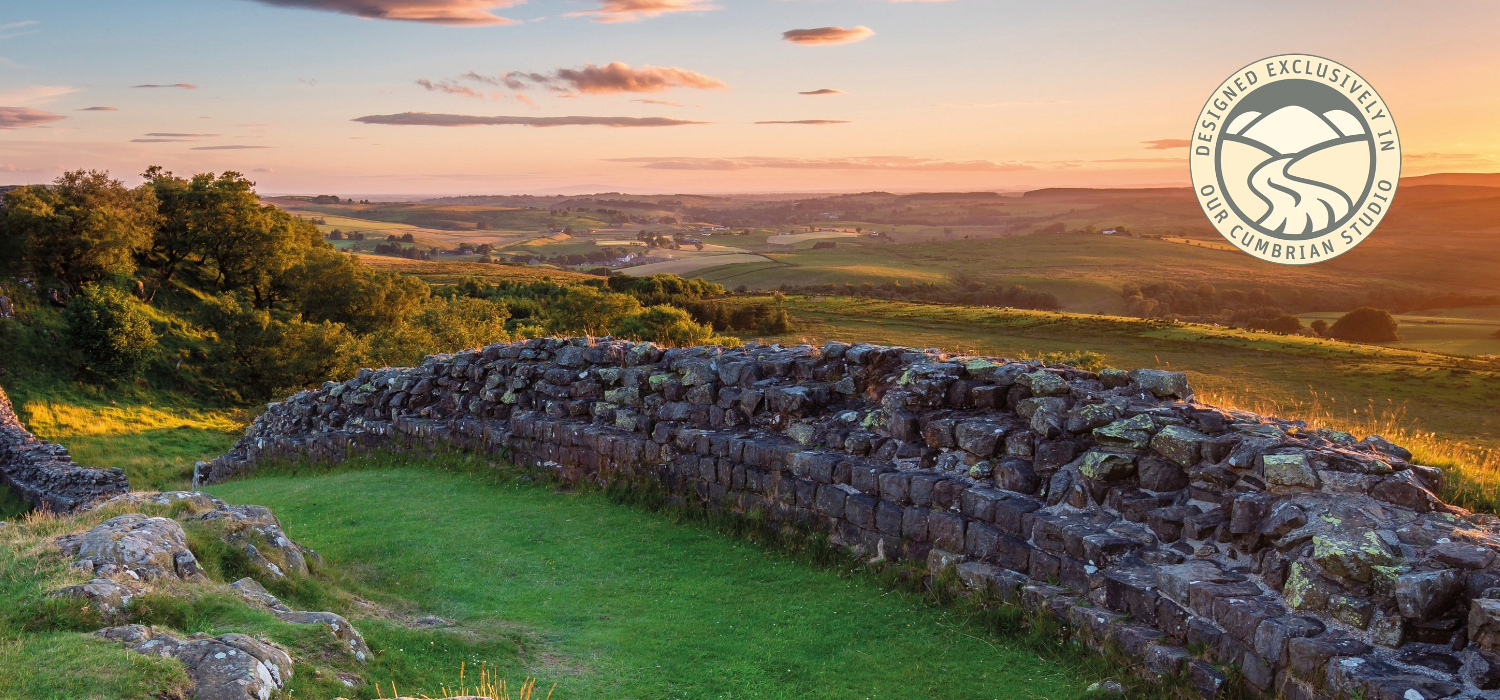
(0, 385), (128, 512)
(198, 338), (1500, 699)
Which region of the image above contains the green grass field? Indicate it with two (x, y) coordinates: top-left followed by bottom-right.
(0, 454), (1108, 700)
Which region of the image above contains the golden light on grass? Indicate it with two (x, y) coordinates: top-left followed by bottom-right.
(1201, 387), (1500, 514)
(370, 662), (555, 700)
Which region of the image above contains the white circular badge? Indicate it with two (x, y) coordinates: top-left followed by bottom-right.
(1190, 55), (1400, 264)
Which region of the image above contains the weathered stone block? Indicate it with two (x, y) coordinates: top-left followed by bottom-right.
(1150, 424), (1210, 468)
(1262, 453), (1320, 493)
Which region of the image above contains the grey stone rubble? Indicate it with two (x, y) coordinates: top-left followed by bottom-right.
(229, 576), (372, 662)
(97, 624), (292, 700)
(65, 492), (370, 698)
(0, 385), (128, 512)
(196, 337), (1500, 699)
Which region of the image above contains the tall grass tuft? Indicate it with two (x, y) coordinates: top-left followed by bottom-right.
(1200, 388), (1500, 514)
(372, 662), (554, 700)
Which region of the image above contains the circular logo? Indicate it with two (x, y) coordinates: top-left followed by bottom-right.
(1190, 55), (1400, 264)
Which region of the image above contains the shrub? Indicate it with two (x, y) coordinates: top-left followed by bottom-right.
(1247, 314), (1303, 335)
(1311, 319), (1329, 337)
(1328, 307), (1399, 342)
(613, 305), (722, 347)
(64, 284), (157, 378)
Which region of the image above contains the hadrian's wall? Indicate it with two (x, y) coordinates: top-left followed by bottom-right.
(198, 337), (1500, 699)
(0, 386), (129, 512)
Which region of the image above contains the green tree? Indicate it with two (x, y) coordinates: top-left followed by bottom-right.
(1328, 307), (1399, 343)
(612, 305), (720, 347)
(1310, 319), (1329, 337)
(545, 286), (642, 337)
(1, 170), (155, 291)
(64, 285), (157, 378)
(280, 247), (430, 335)
(204, 293), (360, 401)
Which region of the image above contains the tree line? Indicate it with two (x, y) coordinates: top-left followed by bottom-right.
(0, 168), (745, 402)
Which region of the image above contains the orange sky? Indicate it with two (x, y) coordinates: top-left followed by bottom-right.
(2, 0), (1498, 194)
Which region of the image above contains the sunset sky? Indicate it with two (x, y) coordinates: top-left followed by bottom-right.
(3, 0), (1499, 195)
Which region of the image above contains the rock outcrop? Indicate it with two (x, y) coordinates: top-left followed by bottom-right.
(57, 492), (371, 698)
(0, 385), (128, 512)
(98, 625), (292, 700)
(197, 338), (1500, 699)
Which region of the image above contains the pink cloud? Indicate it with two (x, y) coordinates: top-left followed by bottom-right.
(565, 0), (717, 23)
(354, 112), (707, 127)
(0, 106), (65, 129)
(244, 0), (519, 25)
(782, 26), (874, 45)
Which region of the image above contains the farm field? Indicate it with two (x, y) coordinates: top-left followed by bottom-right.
(618, 252), (775, 276)
(1301, 307), (1500, 357)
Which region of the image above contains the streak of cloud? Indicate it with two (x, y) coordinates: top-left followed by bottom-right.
(353, 112), (708, 127)
(634, 98), (683, 106)
(755, 119), (849, 125)
(191, 145), (273, 150)
(78, 106), (118, 111)
(134, 83), (198, 89)
(146, 132), (220, 137)
(782, 26), (874, 45)
(0, 106), (64, 129)
(799, 88), (844, 96)
(565, 0), (717, 23)
(0, 86), (76, 104)
(459, 63), (724, 95)
(417, 78), (486, 98)
(241, 0), (519, 25)
(1142, 139), (1190, 149)
(608, 156), (1032, 171)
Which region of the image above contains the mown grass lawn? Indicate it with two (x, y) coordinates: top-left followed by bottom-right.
(209, 460), (1093, 700)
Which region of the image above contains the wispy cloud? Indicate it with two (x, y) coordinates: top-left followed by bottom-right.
(0, 85), (75, 104)
(146, 132), (220, 137)
(354, 112), (708, 127)
(634, 98), (683, 106)
(134, 83), (198, 89)
(242, 0), (519, 25)
(782, 26), (874, 45)
(755, 119), (849, 125)
(417, 78), (486, 98)
(565, 0), (717, 23)
(0, 106), (64, 129)
(799, 88), (844, 96)
(457, 62), (725, 96)
(932, 100), (1066, 108)
(191, 145), (273, 150)
(1142, 139), (1189, 149)
(0, 20), (40, 40)
(132, 138), (193, 143)
(608, 155), (1032, 171)
(78, 106), (118, 111)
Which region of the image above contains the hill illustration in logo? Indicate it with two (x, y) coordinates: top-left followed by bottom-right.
(1220, 104), (1371, 237)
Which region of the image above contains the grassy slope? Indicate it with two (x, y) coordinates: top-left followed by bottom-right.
(0, 281), (247, 492)
(208, 459), (1093, 700)
(747, 295), (1500, 509)
(760, 295), (1500, 444)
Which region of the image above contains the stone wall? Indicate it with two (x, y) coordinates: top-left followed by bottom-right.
(197, 338), (1500, 699)
(0, 385), (129, 513)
